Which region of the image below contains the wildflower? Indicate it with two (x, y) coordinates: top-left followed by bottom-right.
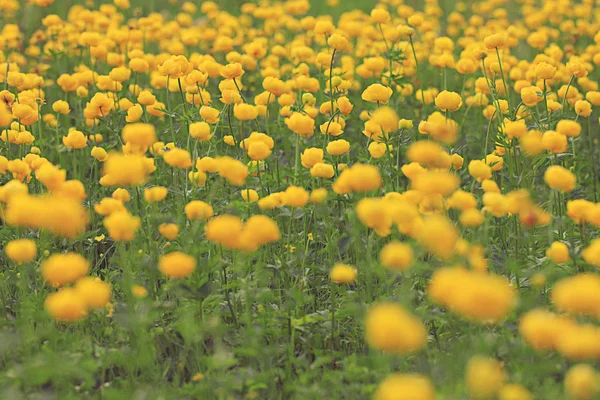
(285, 112), (315, 137)
(365, 303), (427, 354)
(428, 267), (517, 323)
(356, 198), (393, 237)
(42, 253), (89, 287)
(241, 189), (259, 202)
(163, 148), (193, 169)
(519, 309), (568, 351)
(159, 223), (179, 240)
(5, 194), (88, 238)
(185, 201), (213, 221)
(544, 165), (576, 192)
(102, 153), (150, 186)
(435, 90), (462, 111)
(62, 130), (88, 149)
(159, 252), (196, 279)
(310, 163), (335, 178)
(535, 62), (556, 79)
(546, 241), (570, 263)
(565, 364), (600, 400)
(205, 215), (244, 249)
(469, 160), (492, 181)
(575, 100), (593, 117)
(200, 106), (220, 124)
(379, 242), (413, 271)
(374, 374), (435, 400)
(52, 100), (70, 114)
(242, 215), (280, 249)
(551, 274), (600, 319)
(326, 139), (350, 156)
(521, 86), (542, 107)
(217, 156), (249, 186)
(309, 188), (328, 204)
(122, 123), (157, 150)
(233, 103), (258, 121)
(44, 288), (87, 322)
(411, 170), (459, 197)
(362, 83), (393, 104)
(75, 277), (111, 309)
(132, 285), (148, 298)
(91, 147), (109, 162)
(460, 209), (485, 227)
(144, 186), (168, 202)
(103, 211), (141, 241)
(189, 122), (213, 141)
(5, 239), (37, 263)
(330, 264), (357, 284)
(283, 186), (309, 207)
(301, 148), (324, 168)
(417, 215), (458, 260)
(466, 356), (506, 399)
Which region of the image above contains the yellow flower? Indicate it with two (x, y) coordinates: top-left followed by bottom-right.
(546, 241), (570, 263)
(122, 123), (157, 150)
(44, 288), (87, 322)
(285, 112), (315, 137)
(185, 200), (214, 221)
(310, 163), (335, 178)
(469, 160), (492, 181)
(361, 83), (393, 104)
(233, 103), (258, 121)
(379, 241), (413, 271)
(330, 263), (357, 284)
(102, 153), (150, 186)
(189, 122), (213, 141)
(283, 186), (309, 208)
(365, 303), (427, 354)
(520, 86), (542, 107)
(200, 106), (220, 124)
(435, 90), (462, 111)
(91, 146), (109, 162)
(309, 188), (328, 204)
(159, 223), (179, 240)
(544, 165), (576, 192)
(163, 148), (193, 169)
(62, 129), (88, 149)
(556, 119), (582, 137)
(132, 285), (148, 298)
(241, 189), (259, 202)
(75, 277), (111, 309)
(551, 274), (600, 319)
(52, 100), (70, 114)
(465, 356), (506, 399)
(42, 253), (89, 287)
(192, 373), (205, 382)
(459, 209), (485, 227)
(428, 267), (517, 323)
(103, 211), (141, 241)
(144, 186), (168, 202)
(565, 364), (600, 400)
(326, 139), (350, 156)
(220, 62), (244, 79)
(159, 252), (196, 279)
(5, 238), (37, 263)
(535, 61), (556, 80)
(375, 374), (435, 400)
(205, 215), (244, 249)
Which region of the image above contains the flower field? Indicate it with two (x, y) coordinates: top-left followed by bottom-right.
(2, 0), (600, 398)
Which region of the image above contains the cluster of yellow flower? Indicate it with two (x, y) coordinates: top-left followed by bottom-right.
(3, 0), (600, 397)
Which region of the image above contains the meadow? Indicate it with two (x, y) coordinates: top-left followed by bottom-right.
(1, 0), (600, 399)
